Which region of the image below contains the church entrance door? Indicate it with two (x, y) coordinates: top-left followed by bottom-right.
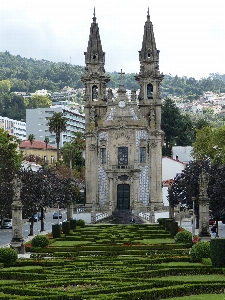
(117, 184), (130, 210)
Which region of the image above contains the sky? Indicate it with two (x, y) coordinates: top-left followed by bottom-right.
(0, 0), (224, 79)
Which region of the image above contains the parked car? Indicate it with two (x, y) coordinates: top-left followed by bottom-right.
(1, 218), (12, 229)
(53, 211), (62, 219)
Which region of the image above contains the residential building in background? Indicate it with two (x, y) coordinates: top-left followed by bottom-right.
(19, 140), (57, 164)
(0, 116), (26, 140)
(26, 106), (85, 147)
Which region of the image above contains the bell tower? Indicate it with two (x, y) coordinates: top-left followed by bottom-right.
(135, 8), (164, 207)
(81, 9), (110, 205)
(81, 8), (110, 130)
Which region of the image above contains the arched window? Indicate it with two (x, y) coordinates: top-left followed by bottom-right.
(147, 83), (153, 99)
(92, 85), (98, 100)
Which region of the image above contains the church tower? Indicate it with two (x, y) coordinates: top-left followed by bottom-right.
(81, 9), (110, 204)
(83, 9), (164, 214)
(135, 8), (164, 207)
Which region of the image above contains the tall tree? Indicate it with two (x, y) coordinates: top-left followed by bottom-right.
(161, 98), (194, 156)
(47, 112), (68, 161)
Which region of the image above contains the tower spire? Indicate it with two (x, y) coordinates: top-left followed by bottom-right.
(93, 7), (96, 23)
(84, 9), (105, 64)
(147, 7), (150, 20)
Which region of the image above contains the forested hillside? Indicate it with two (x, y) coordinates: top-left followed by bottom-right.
(0, 51), (225, 99)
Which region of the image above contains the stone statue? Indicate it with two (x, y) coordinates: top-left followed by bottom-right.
(199, 170), (208, 196)
(13, 175), (22, 200)
(92, 86), (98, 100)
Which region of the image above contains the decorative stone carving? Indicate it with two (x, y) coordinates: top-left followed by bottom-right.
(90, 106), (95, 122)
(89, 144), (97, 150)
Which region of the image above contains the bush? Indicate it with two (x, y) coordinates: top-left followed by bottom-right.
(76, 219), (85, 228)
(52, 224), (61, 238)
(190, 241), (210, 262)
(31, 235), (50, 248)
(0, 248), (18, 267)
(174, 230), (192, 246)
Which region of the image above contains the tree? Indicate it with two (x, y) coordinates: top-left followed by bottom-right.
(0, 128), (23, 219)
(168, 159), (225, 233)
(47, 112), (68, 161)
(161, 98), (194, 156)
(28, 134), (35, 146)
(192, 125), (225, 165)
(61, 131), (85, 172)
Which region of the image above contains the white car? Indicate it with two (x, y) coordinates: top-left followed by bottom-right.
(1, 218), (12, 229)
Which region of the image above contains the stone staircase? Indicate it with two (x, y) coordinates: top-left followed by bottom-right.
(109, 211), (145, 224)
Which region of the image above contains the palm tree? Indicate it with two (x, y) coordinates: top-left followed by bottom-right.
(44, 137), (50, 149)
(28, 134), (35, 146)
(47, 112), (67, 161)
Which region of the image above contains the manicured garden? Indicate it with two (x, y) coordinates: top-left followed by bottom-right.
(0, 219), (225, 299)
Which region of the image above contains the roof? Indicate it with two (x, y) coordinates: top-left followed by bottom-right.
(19, 140), (57, 150)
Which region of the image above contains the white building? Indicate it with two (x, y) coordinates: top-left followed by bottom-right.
(0, 116), (26, 140)
(26, 106), (85, 147)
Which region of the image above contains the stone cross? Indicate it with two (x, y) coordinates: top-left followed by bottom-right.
(118, 69), (125, 85)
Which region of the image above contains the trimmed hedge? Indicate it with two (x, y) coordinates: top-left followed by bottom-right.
(211, 238), (225, 267)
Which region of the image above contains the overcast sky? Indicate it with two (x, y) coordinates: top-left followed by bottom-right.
(0, 0), (224, 79)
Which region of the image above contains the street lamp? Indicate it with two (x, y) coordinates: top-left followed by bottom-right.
(192, 197), (196, 239)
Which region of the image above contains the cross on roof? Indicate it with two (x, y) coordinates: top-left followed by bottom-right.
(118, 69), (125, 85)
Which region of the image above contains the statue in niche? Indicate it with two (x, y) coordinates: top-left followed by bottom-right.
(90, 106), (95, 122)
(107, 88), (113, 102)
(147, 83), (153, 99)
(92, 85), (98, 100)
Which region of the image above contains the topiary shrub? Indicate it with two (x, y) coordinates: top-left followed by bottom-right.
(52, 224), (61, 238)
(70, 219), (77, 230)
(0, 248), (18, 267)
(31, 235), (50, 248)
(170, 221), (178, 237)
(76, 219), (85, 228)
(62, 221), (70, 234)
(174, 230), (192, 246)
(190, 241), (210, 262)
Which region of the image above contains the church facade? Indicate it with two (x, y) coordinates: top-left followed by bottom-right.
(81, 10), (164, 214)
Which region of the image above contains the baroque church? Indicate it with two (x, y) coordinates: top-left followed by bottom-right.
(81, 9), (164, 216)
